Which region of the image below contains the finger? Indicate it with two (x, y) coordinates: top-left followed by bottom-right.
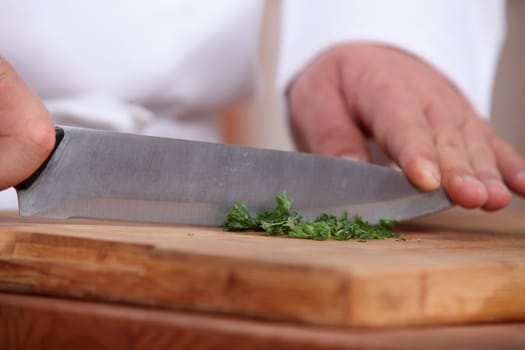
(383, 115), (442, 191)
(0, 57), (55, 190)
(489, 131), (525, 197)
(461, 119), (511, 211)
(362, 92), (441, 191)
(288, 74), (371, 162)
(427, 92), (511, 210)
(434, 130), (489, 208)
(425, 101), (488, 208)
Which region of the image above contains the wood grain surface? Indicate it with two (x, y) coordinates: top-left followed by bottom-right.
(0, 210), (524, 328)
(2, 292), (525, 350)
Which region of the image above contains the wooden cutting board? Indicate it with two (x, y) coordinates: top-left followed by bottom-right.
(0, 210), (524, 328)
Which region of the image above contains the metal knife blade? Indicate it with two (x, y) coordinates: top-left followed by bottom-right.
(16, 126), (452, 225)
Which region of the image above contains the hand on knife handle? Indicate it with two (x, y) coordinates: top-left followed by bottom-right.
(0, 57), (56, 191)
(288, 43), (525, 211)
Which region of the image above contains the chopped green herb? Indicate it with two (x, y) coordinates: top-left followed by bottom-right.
(223, 203), (254, 231)
(255, 193), (302, 235)
(223, 193), (400, 242)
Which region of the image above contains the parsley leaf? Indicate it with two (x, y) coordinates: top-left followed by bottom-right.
(255, 193), (302, 235)
(223, 193), (400, 242)
(223, 203), (255, 231)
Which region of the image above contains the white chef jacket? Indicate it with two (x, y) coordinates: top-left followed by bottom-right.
(0, 0), (505, 209)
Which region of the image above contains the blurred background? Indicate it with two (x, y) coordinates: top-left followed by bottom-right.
(224, 0), (525, 211)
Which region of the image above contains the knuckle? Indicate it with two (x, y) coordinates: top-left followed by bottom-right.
(313, 126), (364, 156)
(434, 132), (463, 150)
(398, 141), (433, 165)
(475, 171), (501, 182)
(382, 122), (423, 152)
(27, 124), (56, 155)
(465, 137), (490, 154)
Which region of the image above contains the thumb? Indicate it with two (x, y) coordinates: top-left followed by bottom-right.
(0, 57), (55, 190)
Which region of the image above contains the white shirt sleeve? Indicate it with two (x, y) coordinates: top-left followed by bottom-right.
(277, 0), (506, 118)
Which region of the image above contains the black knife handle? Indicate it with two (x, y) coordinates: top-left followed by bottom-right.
(15, 126), (65, 191)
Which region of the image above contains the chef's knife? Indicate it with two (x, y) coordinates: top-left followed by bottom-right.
(15, 126), (452, 225)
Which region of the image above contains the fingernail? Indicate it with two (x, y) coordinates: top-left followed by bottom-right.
(458, 174), (483, 186)
(419, 159), (441, 190)
(485, 179), (512, 196)
(341, 154), (364, 162)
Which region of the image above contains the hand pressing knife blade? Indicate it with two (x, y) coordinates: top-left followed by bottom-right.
(15, 126), (452, 225)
